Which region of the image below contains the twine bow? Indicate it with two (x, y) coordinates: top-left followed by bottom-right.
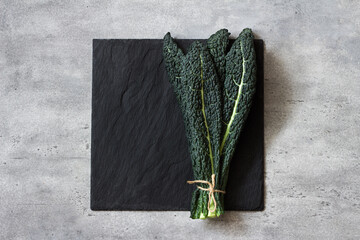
(187, 174), (226, 213)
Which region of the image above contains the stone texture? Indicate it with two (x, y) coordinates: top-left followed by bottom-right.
(0, 0), (359, 239)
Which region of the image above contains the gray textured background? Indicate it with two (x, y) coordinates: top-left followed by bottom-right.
(1, 0), (359, 239)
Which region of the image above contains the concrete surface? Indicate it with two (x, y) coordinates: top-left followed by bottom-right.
(1, 0), (359, 239)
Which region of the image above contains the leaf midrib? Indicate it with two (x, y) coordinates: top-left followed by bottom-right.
(200, 54), (214, 174)
(220, 43), (246, 154)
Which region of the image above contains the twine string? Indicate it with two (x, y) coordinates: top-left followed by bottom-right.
(187, 174), (226, 213)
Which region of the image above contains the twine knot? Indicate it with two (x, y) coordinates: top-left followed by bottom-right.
(187, 174), (226, 213)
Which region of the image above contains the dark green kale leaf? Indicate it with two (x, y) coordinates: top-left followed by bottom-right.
(163, 33), (185, 110)
(163, 33), (194, 158)
(207, 28), (230, 84)
(163, 34), (223, 218)
(219, 28), (257, 191)
(181, 41), (223, 218)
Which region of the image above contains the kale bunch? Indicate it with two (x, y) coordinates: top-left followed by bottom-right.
(163, 28), (257, 219)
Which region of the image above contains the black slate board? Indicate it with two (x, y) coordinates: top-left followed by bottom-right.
(91, 38), (264, 211)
